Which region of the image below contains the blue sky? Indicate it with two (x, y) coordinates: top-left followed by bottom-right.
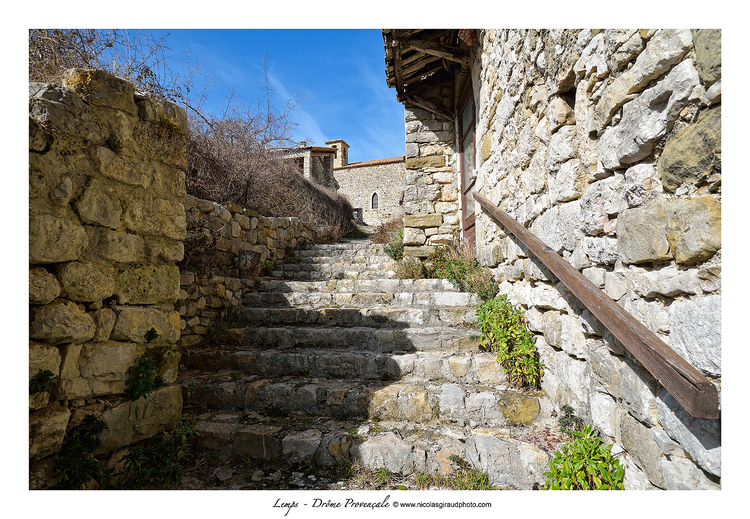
(152, 29), (405, 163)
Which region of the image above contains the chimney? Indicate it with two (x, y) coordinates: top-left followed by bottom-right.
(325, 139), (350, 168)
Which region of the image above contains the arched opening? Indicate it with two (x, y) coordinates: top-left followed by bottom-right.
(371, 192), (379, 209)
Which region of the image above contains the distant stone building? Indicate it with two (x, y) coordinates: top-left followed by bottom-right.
(327, 139), (405, 227)
(280, 143), (339, 191)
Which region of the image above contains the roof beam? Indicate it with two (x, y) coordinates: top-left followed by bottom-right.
(405, 39), (470, 66)
(403, 93), (453, 121)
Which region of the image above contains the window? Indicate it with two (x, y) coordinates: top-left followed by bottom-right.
(372, 192), (379, 209)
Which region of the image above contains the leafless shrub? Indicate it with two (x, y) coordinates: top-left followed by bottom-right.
(29, 30), (355, 239)
(370, 216), (403, 244)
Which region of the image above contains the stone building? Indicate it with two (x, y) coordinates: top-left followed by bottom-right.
(383, 29), (721, 489)
(328, 139), (405, 227)
(279, 142), (339, 190)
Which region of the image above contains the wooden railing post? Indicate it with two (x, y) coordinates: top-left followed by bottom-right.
(473, 192), (719, 419)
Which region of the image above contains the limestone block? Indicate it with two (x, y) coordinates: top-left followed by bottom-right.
(598, 59), (702, 169)
(135, 94), (189, 134)
(656, 390), (720, 477)
(29, 340), (60, 382)
(111, 306), (180, 343)
(29, 214), (88, 264)
(617, 198), (672, 264)
(351, 432), (422, 474)
(542, 311), (562, 348)
(122, 196), (186, 240)
(665, 196), (721, 265)
(698, 265), (721, 293)
(29, 82), (104, 142)
(631, 267), (700, 298)
(691, 29), (721, 87)
(95, 146), (153, 188)
(405, 156), (445, 169)
(668, 295), (721, 377)
(30, 300), (96, 345)
(75, 178), (122, 229)
(62, 68), (138, 115)
(95, 385), (183, 454)
(88, 228), (145, 263)
(660, 456), (720, 490)
(91, 308), (116, 342)
(498, 394), (540, 425)
(659, 106), (720, 192)
(560, 314), (587, 359)
(403, 227), (426, 246)
(580, 174), (627, 236)
(624, 163), (663, 208)
(617, 410), (666, 488)
(546, 125), (578, 172)
(592, 29), (693, 133)
(29, 402), (71, 460)
(57, 261), (116, 302)
(233, 424), (283, 459)
(550, 159), (591, 203)
(114, 264), (180, 305)
(282, 429), (323, 464)
(29, 267), (61, 305)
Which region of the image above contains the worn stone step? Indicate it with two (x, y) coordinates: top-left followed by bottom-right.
(255, 278), (461, 294)
(179, 381), (555, 490)
(229, 324), (478, 350)
(236, 306), (477, 329)
(243, 289), (479, 309)
(182, 346), (502, 386)
(271, 270), (398, 281)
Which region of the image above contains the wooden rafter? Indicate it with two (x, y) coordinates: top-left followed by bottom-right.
(405, 39), (470, 66)
(403, 93), (453, 121)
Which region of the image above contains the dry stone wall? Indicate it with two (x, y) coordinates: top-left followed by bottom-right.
(29, 69), (188, 487)
(469, 29), (721, 489)
(178, 196), (319, 346)
(334, 158), (405, 227)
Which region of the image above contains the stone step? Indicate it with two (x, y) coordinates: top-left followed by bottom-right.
(229, 324), (478, 350)
(271, 269), (397, 281)
(243, 289), (479, 309)
(179, 379), (556, 490)
(236, 306), (477, 329)
(182, 345), (502, 386)
(255, 278), (461, 294)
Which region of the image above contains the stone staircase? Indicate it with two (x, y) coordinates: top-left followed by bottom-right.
(177, 239), (557, 489)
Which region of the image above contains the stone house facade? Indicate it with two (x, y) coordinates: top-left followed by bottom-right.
(383, 29), (721, 489)
(331, 138), (405, 227)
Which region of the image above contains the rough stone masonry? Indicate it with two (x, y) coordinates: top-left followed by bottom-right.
(29, 69), (187, 487)
(392, 29), (721, 489)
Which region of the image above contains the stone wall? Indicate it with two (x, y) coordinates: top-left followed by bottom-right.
(29, 69), (187, 487)
(178, 196), (319, 346)
(469, 30), (721, 489)
(334, 157), (406, 227)
(402, 94), (461, 256)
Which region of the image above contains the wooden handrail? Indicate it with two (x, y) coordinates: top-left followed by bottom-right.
(473, 192), (719, 419)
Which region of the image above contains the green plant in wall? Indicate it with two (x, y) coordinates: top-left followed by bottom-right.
(118, 418), (198, 489)
(543, 425), (624, 490)
(145, 327), (160, 342)
(30, 369), (56, 394)
(384, 229), (404, 260)
(125, 354), (164, 401)
(54, 415), (107, 489)
(474, 295), (543, 388)
(558, 405), (584, 433)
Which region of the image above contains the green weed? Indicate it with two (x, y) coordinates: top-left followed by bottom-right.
(543, 425), (624, 490)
